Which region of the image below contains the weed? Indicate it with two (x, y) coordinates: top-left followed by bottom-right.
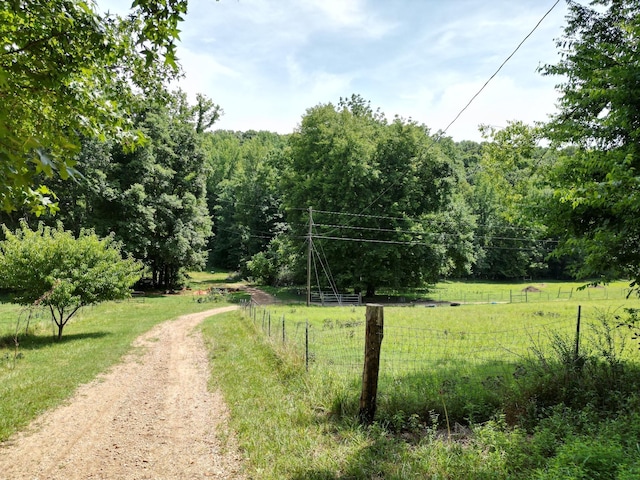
(203, 297), (640, 479)
(538, 438), (626, 480)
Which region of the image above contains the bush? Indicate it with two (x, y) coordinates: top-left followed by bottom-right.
(0, 222), (142, 339)
(505, 309), (640, 427)
(246, 236), (299, 286)
(538, 438), (625, 480)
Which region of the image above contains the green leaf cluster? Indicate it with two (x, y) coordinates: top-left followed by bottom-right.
(0, 0), (185, 213)
(204, 130), (287, 272)
(51, 92), (214, 289)
(541, 0), (640, 286)
(281, 95), (474, 294)
(0, 222), (142, 339)
(469, 122), (557, 279)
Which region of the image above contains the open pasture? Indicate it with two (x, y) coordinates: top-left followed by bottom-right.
(429, 279), (633, 304)
(246, 290), (640, 425)
(251, 292), (640, 379)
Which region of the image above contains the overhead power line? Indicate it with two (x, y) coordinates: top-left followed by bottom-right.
(442, 0), (561, 134)
(311, 208), (412, 222)
(310, 234), (553, 251)
(308, 207), (551, 233)
(313, 222), (557, 243)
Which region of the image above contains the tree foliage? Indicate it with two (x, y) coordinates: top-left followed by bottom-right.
(15, 91), (215, 290)
(282, 95), (473, 295)
(204, 130), (287, 272)
(83, 92), (213, 289)
(470, 122), (556, 279)
(541, 0), (640, 285)
(0, 0), (186, 213)
(0, 222), (142, 339)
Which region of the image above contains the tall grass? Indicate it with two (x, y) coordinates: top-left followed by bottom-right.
(204, 302), (640, 479)
(203, 310), (522, 479)
(244, 296), (640, 427)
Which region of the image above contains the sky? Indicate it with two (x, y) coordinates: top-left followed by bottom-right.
(100, 0), (573, 142)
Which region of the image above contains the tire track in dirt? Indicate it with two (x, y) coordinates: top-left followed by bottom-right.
(0, 306), (245, 480)
(241, 286), (276, 305)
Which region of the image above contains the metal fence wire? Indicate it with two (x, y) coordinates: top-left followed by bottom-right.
(241, 301), (639, 387)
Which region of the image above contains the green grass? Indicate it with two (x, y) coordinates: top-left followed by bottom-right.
(203, 300), (640, 479)
(3, 275), (640, 478)
(0, 294), (231, 441)
(430, 279), (633, 304)
(185, 269), (243, 290)
(262, 279), (634, 305)
(250, 296), (640, 371)
(245, 297), (640, 427)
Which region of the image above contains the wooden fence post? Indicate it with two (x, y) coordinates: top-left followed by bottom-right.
(574, 305), (582, 365)
(305, 320), (309, 372)
(359, 304), (384, 424)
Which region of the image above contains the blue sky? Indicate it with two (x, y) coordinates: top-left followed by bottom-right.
(101, 0), (572, 141)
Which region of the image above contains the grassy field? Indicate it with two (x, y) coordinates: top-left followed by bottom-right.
(430, 279), (633, 304)
(262, 279), (634, 305)
(203, 307), (640, 479)
(0, 293), (231, 441)
(204, 282), (640, 479)
(185, 269), (243, 288)
(2, 274), (640, 478)
(248, 293), (640, 374)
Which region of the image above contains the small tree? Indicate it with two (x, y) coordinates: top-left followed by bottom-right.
(0, 222), (143, 340)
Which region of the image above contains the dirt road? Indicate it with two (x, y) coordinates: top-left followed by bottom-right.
(0, 306), (246, 480)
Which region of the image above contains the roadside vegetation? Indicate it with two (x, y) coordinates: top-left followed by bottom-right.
(203, 290), (640, 479)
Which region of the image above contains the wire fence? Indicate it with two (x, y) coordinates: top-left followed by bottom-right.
(242, 300), (640, 387)
(428, 286), (632, 305)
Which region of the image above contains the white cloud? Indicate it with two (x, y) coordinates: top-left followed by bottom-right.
(172, 49), (242, 105)
(304, 0), (397, 38)
(387, 75), (560, 140)
(95, 0), (570, 141)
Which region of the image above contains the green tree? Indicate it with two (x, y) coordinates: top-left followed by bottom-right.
(94, 92), (213, 288)
(0, 222), (142, 340)
(541, 0), (640, 285)
(282, 95), (472, 296)
(0, 0), (186, 213)
(205, 130), (287, 271)
(24, 92), (214, 289)
(193, 93), (223, 134)
(246, 235), (299, 286)
(469, 122), (555, 279)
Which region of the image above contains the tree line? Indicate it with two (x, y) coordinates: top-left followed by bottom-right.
(1, 0), (639, 297)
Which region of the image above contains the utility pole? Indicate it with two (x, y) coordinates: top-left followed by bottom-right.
(307, 206), (312, 307)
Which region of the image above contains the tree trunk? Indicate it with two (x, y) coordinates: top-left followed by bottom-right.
(167, 266), (174, 289)
(366, 284), (376, 298)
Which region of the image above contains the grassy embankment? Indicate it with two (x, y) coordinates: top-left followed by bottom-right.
(203, 279), (640, 479)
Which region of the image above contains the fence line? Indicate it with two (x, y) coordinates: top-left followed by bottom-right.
(240, 299), (640, 425)
(430, 286), (631, 305)
(241, 301), (638, 382)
